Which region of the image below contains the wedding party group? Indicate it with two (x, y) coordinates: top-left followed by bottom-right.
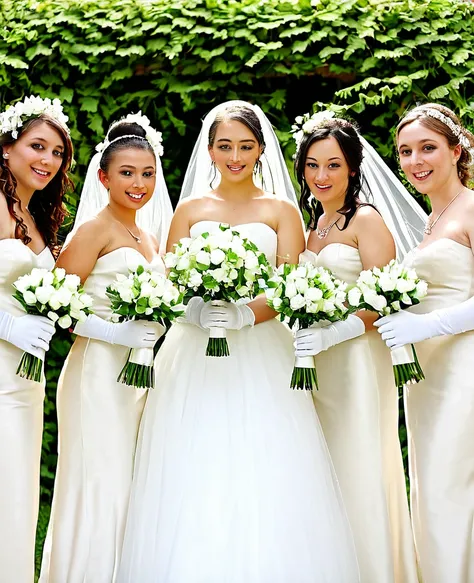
(0, 92), (473, 583)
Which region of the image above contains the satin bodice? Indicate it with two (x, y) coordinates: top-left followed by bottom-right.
(403, 238), (474, 313)
(302, 244), (362, 284)
(0, 239), (54, 317)
(84, 247), (165, 319)
(190, 221), (278, 267)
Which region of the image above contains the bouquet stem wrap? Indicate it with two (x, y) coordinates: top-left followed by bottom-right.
(390, 344), (424, 389)
(16, 349), (45, 383)
(118, 347), (155, 390)
(291, 355), (318, 391)
(206, 300), (229, 357)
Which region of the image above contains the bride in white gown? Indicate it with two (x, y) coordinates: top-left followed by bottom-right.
(118, 101), (360, 583)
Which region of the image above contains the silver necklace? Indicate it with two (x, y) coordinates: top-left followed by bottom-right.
(424, 188), (464, 235)
(107, 207), (142, 243)
(316, 214), (340, 240)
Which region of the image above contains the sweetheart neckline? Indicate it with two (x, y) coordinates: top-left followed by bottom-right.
(96, 246), (162, 265)
(190, 220), (277, 236)
(0, 238), (50, 257)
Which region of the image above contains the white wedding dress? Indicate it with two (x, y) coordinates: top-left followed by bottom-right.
(118, 222), (360, 583)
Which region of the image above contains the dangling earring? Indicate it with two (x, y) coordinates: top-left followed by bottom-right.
(254, 159), (263, 184)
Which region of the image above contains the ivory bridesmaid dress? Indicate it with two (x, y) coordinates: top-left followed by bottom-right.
(40, 247), (165, 583)
(0, 239), (54, 583)
(403, 238), (474, 583)
(304, 243), (418, 583)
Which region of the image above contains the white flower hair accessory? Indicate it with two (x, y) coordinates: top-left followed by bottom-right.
(423, 107), (473, 156)
(291, 111), (336, 152)
(0, 95), (69, 140)
(96, 111), (164, 157)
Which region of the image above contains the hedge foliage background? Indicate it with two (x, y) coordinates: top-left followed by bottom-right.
(1, 0), (474, 571)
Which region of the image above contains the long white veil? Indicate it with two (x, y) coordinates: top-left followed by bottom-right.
(358, 136), (427, 258)
(179, 100), (298, 207)
(70, 115), (173, 252)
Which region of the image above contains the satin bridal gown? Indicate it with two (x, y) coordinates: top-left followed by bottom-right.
(40, 247), (165, 583)
(118, 221), (360, 583)
(304, 244), (418, 583)
(403, 238), (474, 583)
(0, 239), (54, 583)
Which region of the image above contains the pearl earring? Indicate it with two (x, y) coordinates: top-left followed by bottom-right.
(3, 153), (9, 159)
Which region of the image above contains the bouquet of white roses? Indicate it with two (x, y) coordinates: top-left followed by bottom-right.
(165, 223), (272, 357)
(12, 267), (93, 382)
(106, 265), (184, 389)
(265, 262), (350, 390)
(347, 259), (428, 389)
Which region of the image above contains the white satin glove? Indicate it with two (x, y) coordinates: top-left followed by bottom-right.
(74, 314), (164, 349)
(179, 297), (207, 329)
(375, 297), (474, 349)
(200, 301), (255, 330)
(0, 310), (55, 359)
(295, 315), (365, 357)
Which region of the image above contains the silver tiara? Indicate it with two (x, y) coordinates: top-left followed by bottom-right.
(424, 108), (472, 152)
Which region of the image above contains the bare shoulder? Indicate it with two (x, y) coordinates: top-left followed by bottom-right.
(266, 197), (301, 223)
(66, 214), (111, 250)
(353, 204), (385, 225)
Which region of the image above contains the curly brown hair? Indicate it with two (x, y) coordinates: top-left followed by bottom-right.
(397, 103), (474, 187)
(0, 115), (74, 248)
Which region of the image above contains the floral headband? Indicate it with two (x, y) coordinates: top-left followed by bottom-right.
(0, 95), (69, 140)
(96, 111), (164, 157)
(291, 111), (336, 152)
(423, 108), (472, 153)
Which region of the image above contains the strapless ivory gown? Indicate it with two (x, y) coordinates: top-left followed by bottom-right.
(0, 239), (54, 583)
(40, 248), (165, 583)
(403, 238), (474, 583)
(118, 222), (360, 583)
(304, 244), (418, 583)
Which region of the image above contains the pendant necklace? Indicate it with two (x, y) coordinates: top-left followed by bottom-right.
(424, 188), (464, 235)
(316, 214), (340, 240)
(107, 206), (142, 243)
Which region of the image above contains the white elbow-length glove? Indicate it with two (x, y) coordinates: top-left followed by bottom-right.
(74, 314), (164, 349)
(295, 315), (365, 357)
(200, 301), (255, 330)
(375, 296), (474, 350)
(0, 310), (55, 359)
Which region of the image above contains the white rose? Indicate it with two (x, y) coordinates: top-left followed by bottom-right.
(138, 271), (152, 283)
(164, 253), (178, 268)
(176, 256), (191, 271)
(322, 300), (336, 313)
(265, 288), (276, 300)
(295, 277), (309, 294)
(53, 267), (66, 282)
(80, 293), (94, 308)
(35, 285), (55, 304)
(29, 268), (46, 287)
(363, 290), (387, 312)
(211, 268), (227, 283)
(378, 274), (397, 292)
(189, 236), (206, 254)
(290, 294), (306, 310)
(347, 287), (362, 307)
(196, 250), (211, 266)
(401, 293), (412, 305)
(391, 300), (401, 311)
(272, 297), (282, 309)
(244, 253), (259, 270)
(140, 282), (154, 298)
(56, 288), (73, 307)
(23, 290), (37, 305)
(414, 281), (428, 299)
(149, 296), (162, 308)
(42, 271), (55, 286)
(118, 288), (134, 303)
(47, 311), (59, 322)
(305, 287), (323, 302)
(396, 278), (416, 293)
(236, 285), (250, 297)
(210, 249), (226, 265)
(57, 314), (72, 329)
(14, 275), (32, 293)
(358, 270), (377, 288)
(285, 282), (298, 298)
(188, 270), (203, 288)
(63, 273), (81, 290)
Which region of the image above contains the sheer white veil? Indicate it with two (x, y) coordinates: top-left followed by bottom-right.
(179, 100), (299, 207)
(69, 113), (173, 252)
(358, 136), (427, 258)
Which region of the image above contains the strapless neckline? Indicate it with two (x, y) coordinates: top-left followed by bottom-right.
(307, 242), (359, 257)
(0, 238), (49, 258)
(415, 237), (472, 254)
(96, 246), (161, 265)
(190, 220), (277, 236)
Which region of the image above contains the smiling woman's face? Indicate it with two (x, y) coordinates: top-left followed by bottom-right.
(397, 119), (461, 195)
(2, 120), (65, 195)
(303, 135), (351, 205)
(208, 119), (262, 183)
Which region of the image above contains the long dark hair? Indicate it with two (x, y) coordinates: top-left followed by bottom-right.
(397, 103), (474, 187)
(295, 118), (372, 231)
(0, 115), (73, 247)
(99, 121), (155, 173)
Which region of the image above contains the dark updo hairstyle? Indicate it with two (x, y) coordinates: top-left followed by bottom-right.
(396, 103), (474, 187)
(295, 117), (372, 231)
(0, 114), (73, 248)
(99, 120), (155, 173)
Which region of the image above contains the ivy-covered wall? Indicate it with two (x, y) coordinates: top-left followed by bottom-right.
(1, 0), (473, 570)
